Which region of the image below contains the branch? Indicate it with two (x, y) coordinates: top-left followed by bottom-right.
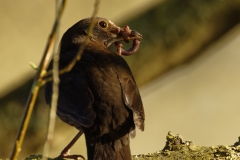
(9, 1), (67, 160)
(132, 132), (240, 160)
(42, 1), (63, 159)
(42, 0), (101, 159)
(24, 132), (240, 160)
(43, 0), (101, 84)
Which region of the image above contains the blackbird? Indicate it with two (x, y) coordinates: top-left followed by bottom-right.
(45, 17), (145, 160)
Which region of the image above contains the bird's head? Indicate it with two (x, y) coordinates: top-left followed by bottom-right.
(60, 17), (142, 55)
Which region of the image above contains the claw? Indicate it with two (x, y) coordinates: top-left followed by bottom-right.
(56, 154), (85, 160)
(56, 131), (84, 160)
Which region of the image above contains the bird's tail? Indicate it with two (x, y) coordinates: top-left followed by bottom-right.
(86, 134), (132, 160)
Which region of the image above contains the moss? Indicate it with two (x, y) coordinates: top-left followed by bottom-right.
(24, 132), (240, 160)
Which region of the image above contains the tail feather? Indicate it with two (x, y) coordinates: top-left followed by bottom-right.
(93, 143), (131, 160)
(86, 135), (132, 160)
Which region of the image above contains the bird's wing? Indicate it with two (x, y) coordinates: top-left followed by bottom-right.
(45, 66), (96, 129)
(117, 71), (145, 132)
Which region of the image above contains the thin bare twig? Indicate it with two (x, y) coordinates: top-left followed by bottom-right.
(40, 1), (101, 159)
(43, 0), (101, 83)
(42, 1), (62, 159)
(11, 0), (101, 159)
(9, 1), (66, 160)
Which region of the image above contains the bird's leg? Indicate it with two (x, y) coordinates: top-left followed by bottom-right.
(59, 130), (83, 155)
(57, 130), (85, 160)
(115, 25), (142, 56)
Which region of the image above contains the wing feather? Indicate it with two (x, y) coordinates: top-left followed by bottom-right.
(45, 71), (96, 129)
(117, 75), (145, 131)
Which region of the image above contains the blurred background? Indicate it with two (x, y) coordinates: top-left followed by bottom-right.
(1, 0), (240, 159)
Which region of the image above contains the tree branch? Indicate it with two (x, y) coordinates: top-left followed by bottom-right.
(9, 1), (67, 160)
(24, 132), (240, 160)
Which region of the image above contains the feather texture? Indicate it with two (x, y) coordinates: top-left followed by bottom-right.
(45, 17), (144, 160)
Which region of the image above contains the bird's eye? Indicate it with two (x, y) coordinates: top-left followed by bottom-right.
(99, 21), (108, 28)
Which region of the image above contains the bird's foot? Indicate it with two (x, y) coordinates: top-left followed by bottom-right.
(55, 131), (84, 159)
(56, 149), (85, 160)
(114, 25), (142, 56)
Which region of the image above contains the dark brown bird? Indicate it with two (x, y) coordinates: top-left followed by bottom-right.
(45, 17), (145, 160)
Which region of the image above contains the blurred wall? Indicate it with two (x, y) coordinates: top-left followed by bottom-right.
(131, 24), (240, 154)
(0, 0), (161, 98)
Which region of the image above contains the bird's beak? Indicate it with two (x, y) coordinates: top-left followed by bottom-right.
(110, 26), (142, 42)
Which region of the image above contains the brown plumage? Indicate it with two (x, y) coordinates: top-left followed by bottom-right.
(45, 17), (145, 160)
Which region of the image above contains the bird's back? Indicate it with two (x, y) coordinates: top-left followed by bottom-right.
(45, 46), (141, 160)
(78, 48), (136, 160)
